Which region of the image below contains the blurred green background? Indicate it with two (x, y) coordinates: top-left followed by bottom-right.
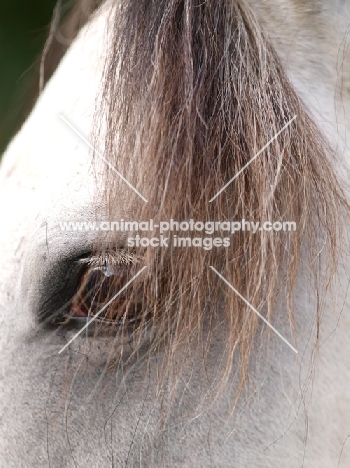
(0, 0), (58, 156)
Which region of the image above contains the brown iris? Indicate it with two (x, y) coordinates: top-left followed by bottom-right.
(69, 259), (143, 325)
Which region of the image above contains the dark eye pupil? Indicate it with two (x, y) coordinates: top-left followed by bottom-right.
(84, 268), (128, 304)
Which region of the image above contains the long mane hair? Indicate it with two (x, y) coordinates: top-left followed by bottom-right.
(43, 0), (348, 405)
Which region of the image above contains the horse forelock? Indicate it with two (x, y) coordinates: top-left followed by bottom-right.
(42, 0), (349, 407)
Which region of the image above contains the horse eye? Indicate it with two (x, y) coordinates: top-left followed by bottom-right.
(69, 256), (143, 325)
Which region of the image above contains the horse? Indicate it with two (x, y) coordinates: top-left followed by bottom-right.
(0, 0), (349, 466)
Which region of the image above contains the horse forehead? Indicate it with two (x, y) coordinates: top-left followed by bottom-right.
(0, 0), (347, 267)
(0, 5), (112, 300)
(253, 1), (350, 123)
